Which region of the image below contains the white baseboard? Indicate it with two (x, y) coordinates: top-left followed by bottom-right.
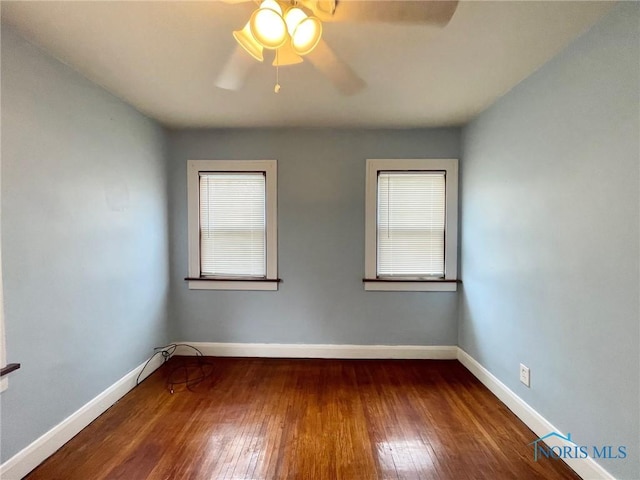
(0, 355), (164, 480)
(172, 342), (459, 360)
(457, 348), (615, 480)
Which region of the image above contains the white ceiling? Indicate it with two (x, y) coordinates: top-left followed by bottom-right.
(1, 1), (614, 128)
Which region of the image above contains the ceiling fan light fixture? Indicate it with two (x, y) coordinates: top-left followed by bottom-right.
(233, 22), (264, 62)
(272, 40), (304, 66)
(284, 7), (307, 36)
(250, 2), (288, 49)
(259, 0), (283, 16)
(291, 16), (322, 56)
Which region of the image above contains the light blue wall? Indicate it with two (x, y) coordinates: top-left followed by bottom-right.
(459, 4), (639, 479)
(0, 26), (171, 461)
(167, 129), (460, 345)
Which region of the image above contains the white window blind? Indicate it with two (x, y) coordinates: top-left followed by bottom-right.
(377, 171), (446, 278)
(199, 172), (266, 278)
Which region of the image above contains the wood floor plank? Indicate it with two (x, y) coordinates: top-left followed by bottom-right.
(25, 358), (581, 480)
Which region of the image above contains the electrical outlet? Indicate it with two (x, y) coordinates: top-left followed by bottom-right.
(519, 364), (530, 387)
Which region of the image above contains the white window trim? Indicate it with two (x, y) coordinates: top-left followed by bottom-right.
(364, 158), (458, 292)
(187, 160), (278, 291)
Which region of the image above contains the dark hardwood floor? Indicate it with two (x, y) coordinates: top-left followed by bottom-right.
(26, 357), (580, 480)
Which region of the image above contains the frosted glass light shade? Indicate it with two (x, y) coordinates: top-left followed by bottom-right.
(285, 7), (322, 56)
(260, 0), (282, 16)
(250, 5), (288, 49)
(291, 16), (322, 56)
(284, 7), (307, 35)
(233, 22), (264, 61)
(273, 41), (303, 66)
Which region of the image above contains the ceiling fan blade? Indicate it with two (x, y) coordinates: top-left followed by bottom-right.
(306, 40), (366, 95)
(215, 45), (256, 91)
(318, 0), (459, 26)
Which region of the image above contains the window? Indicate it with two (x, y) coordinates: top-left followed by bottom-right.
(187, 160), (278, 290)
(364, 159), (458, 292)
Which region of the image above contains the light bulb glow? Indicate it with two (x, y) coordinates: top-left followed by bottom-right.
(284, 7), (307, 36)
(250, 7), (287, 49)
(260, 0), (282, 16)
(291, 16), (322, 56)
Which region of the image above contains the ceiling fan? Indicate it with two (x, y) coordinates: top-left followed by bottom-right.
(215, 0), (459, 95)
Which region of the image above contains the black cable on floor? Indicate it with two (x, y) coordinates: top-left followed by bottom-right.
(136, 343), (215, 393)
